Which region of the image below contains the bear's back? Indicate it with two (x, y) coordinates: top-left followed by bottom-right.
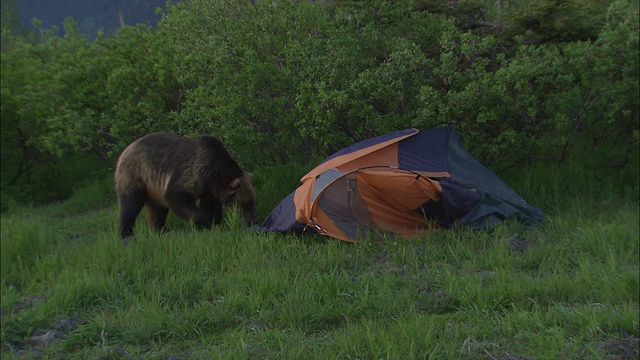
(118, 132), (244, 179)
(117, 133), (190, 173)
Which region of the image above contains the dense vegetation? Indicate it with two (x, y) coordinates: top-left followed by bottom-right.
(1, 159), (638, 358)
(1, 0), (638, 209)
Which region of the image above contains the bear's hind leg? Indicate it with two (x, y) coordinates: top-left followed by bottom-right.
(146, 204), (169, 232)
(118, 188), (146, 240)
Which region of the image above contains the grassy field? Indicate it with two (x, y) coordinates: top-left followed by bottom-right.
(1, 160), (638, 359)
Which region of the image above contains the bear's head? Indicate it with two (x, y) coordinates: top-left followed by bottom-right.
(225, 173), (257, 225)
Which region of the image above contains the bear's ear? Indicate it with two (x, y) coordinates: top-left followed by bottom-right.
(225, 178), (241, 201)
(229, 178), (241, 189)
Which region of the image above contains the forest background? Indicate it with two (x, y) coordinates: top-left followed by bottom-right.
(1, 0), (638, 210)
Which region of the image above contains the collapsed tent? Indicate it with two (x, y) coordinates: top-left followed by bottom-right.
(256, 126), (545, 242)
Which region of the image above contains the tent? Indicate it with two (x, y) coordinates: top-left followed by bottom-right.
(255, 126), (545, 242)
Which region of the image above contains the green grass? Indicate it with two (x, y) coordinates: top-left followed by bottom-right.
(1, 161), (638, 359)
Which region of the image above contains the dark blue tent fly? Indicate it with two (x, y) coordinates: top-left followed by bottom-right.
(255, 127), (545, 242)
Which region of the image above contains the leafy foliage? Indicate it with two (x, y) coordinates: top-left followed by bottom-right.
(1, 0), (638, 207)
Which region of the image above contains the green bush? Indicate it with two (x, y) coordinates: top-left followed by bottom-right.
(1, 0), (637, 206)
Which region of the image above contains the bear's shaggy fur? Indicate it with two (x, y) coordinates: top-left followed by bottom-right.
(114, 132), (257, 240)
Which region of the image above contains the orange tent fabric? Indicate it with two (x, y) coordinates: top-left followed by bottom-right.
(257, 127), (545, 242)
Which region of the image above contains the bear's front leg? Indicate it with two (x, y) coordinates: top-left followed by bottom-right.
(164, 190), (201, 225)
(146, 203), (169, 231)
(165, 189), (224, 229)
(197, 195), (223, 227)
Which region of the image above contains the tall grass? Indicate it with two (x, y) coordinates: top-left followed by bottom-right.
(1, 159), (638, 359)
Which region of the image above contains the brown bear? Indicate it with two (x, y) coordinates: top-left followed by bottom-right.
(114, 132), (257, 240)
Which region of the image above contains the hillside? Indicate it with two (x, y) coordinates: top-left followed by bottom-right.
(15, 0), (170, 39)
